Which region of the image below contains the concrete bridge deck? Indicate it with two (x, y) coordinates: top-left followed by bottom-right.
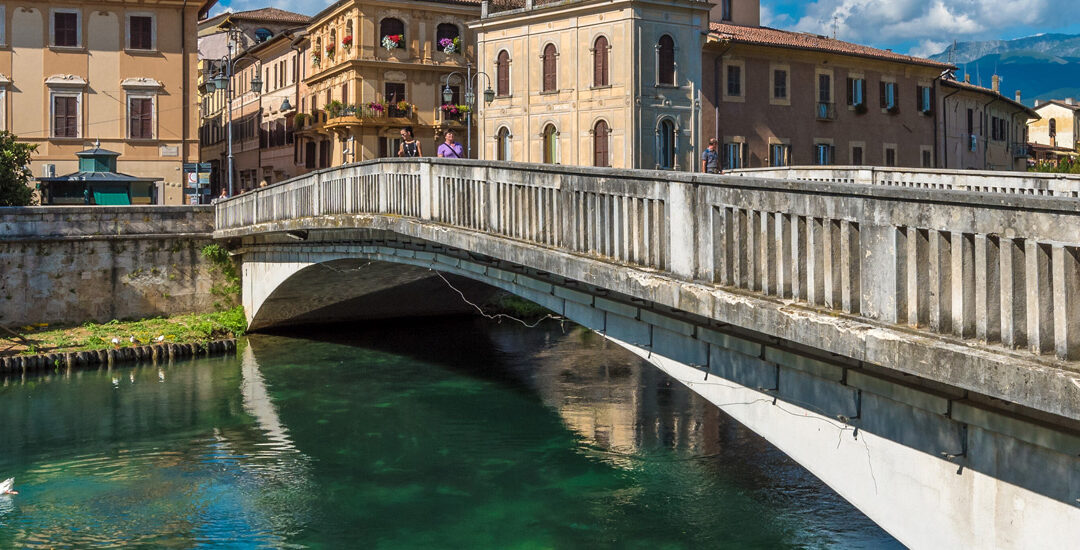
(215, 158), (1080, 548)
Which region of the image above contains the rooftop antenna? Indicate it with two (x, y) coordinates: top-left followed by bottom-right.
(948, 40), (956, 64)
(832, 16), (838, 39)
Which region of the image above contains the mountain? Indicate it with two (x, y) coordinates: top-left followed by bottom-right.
(928, 35), (1080, 106)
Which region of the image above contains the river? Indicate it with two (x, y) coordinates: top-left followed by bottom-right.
(0, 317), (900, 548)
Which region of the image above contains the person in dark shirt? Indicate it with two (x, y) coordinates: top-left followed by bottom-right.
(398, 126), (423, 157)
(701, 138), (720, 174)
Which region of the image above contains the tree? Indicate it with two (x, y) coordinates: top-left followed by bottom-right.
(0, 132), (37, 206)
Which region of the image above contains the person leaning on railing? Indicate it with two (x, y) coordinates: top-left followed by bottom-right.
(437, 130), (463, 159)
(398, 126), (423, 157)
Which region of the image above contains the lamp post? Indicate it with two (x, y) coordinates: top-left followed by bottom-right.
(212, 30), (263, 197)
(441, 63), (495, 158)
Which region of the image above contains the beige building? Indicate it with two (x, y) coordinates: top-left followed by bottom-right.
(296, 0), (481, 169)
(1, 0), (215, 204)
(198, 8), (310, 196)
(1029, 98), (1080, 154)
(939, 77), (1036, 171)
(472, 0), (710, 169)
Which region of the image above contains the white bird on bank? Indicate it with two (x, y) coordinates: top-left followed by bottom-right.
(155, 335), (166, 343)
(111, 337), (121, 346)
(0, 478), (17, 495)
(129, 336), (139, 344)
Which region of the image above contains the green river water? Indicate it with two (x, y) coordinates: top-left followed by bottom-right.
(0, 318), (900, 548)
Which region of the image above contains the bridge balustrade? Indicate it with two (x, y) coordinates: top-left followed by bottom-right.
(216, 159), (1080, 362)
(730, 166), (1080, 197)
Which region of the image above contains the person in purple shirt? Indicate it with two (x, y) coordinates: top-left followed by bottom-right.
(437, 131), (464, 159)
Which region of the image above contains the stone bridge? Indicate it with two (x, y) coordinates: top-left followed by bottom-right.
(215, 158), (1080, 549)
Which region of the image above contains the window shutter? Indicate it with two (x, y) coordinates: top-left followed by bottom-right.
(658, 35), (675, 86)
(542, 44), (557, 92)
(879, 81), (886, 108)
(894, 84), (899, 109)
(130, 98), (141, 138)
(846, 78), (854, 105)
(497, 51), (509, 96)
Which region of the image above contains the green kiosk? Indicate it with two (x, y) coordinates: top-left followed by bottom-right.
(38, 141), (161, 205)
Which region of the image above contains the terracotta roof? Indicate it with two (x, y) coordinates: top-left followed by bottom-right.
(941, 78), (1038, 118)
(227, 7), (311, 24)
(311, 0), (481, 24)
(1035, 100), (1080, 112)
(709, 23), (954, 70)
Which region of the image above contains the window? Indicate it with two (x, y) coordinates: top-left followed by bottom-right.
(254, 28), (273, 43)
(851, 145), (864, 165)
(847, 77), (865, 107)
(726, 65), (741, 96)
(319, 140), (330, 168)
(436, 23), (459, 51)
(723, 142), (744, 169)
(52, 94), (79, 138)
(815, 143), (834, 165)
(593, 120), (609, 167)
(769, 143), (789, 167)
(542, 124), (558, 164)
(921, 149), (933, 168)
(657, 35), (675, 86)
(884, 146), (896, 167)
(444, 85), (461, 106)
(128, 15), (153, 50)
(967, 108), (974, 135)
(917, 85), (932, 114)
(128, 96), (153, 139)
(385, 82), (405, 103)
(773, 69), (787, 99)
(657, 120), (676, 169)
(380, 18), (405, 49)
(496, 50), (511, 96)
(593, 36), (609, 87)
(53, 10), (80, 47)
(881, 81), (898, 111)
(542, 44), (557, 92)
(305, 141), (316, 169)
(818, 74), (831, 103)
(496, 127), (511, 161)
(721, 0), (732, 21)
(1049, 118), (1057, 140)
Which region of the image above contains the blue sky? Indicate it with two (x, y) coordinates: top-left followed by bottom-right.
(212, 0), (1080, 58)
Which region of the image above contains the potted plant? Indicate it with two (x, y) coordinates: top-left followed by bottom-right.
(325, 43), (335, 61)
(438, 36), (461, 54)
(311, 51), (321, 66)
(294, 113), (309, 128)
(324, 100), (344, 118)
(366, 102), (385, 116)
(341, 35), (353, 52)
(382, 34), (403, 51)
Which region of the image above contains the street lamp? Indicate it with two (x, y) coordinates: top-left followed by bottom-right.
(213, 30), (263, 198)
(441, 63), (494, 159)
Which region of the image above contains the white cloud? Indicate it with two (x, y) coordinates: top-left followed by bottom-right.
(909, 39), (949, 58)
(786, 0), (1073, 54)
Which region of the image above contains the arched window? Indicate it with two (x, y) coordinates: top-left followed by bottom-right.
(593, 120), (609, 167)
(542, 43), (557, 93)
(314, 37), (322, 64)
(345, 20), (353, 44)
(254, 28), (272, 43)
(1049, 118), (1057, 138)
(657, 35), (675, 86)
(496, 127), (511, 161)
(329, 29), (337, 58)
(542, 124), (558, 164)
(436, 23), (460, 53)
(380, 18), (405, 50)
(593, 36), (609, 87)
(496, 50), (511, 97)
(657, 119), (675, 169)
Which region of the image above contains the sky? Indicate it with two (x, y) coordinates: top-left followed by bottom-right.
(211, 0), (1080, 58)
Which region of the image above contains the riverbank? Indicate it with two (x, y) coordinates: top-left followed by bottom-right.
(0, 306), (245, 371)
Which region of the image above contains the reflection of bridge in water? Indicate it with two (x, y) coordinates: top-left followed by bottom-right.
(216, 158), (1080, 548)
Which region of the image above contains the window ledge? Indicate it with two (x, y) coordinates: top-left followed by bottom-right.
(49, 45), (85, 53)
(538, 90), (559, 96)
(126, 138), (159, 143)
(49, 136), (83, 142)
(589, 85), (612, 90)
(655, 84), (679, 89)
(125, 48), (160, 56)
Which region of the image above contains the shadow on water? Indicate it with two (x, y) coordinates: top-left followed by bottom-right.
(0, 315), (900, 549)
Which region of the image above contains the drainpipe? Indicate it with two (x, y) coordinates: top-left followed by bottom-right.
(982, 96), (999, 169)
(710, 40), (731, 147)
(931, 69), (947, 169)
(180, 0), (189, 205)
(940, 84), (963, 169)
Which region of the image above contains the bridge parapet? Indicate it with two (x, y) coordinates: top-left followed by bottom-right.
(729, 166), (1080, 197)
(216, 159), (1080, 363)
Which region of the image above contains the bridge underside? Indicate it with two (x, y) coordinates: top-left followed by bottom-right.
(236, 227), (1080, 549)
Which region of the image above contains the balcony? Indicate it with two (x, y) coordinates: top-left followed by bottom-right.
(1012, 143), (1030, 158)
(439, 104), (470, 125)
(816, 101), (836, 121)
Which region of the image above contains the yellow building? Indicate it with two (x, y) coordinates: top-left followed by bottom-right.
(1, 0), (215, 204)
(296, 0), (481, 168)
(472, 0), (710, 169)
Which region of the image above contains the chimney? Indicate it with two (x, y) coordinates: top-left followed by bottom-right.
(1034, 100), (1041, 107)
(964, 74), (971, 83)
(992, 75), (1000, 93)
(1015, 90), (1022, 103)
(481, 0), (488, 17)
(1067, 98), (1076, 105)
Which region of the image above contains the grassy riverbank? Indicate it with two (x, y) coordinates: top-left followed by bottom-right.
(2, 306), (246, 357)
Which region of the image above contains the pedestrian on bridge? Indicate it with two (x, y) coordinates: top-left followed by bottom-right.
(398, 127), (423, 158)
(437, 131), (463, 159)
(702, 138), (721, 174)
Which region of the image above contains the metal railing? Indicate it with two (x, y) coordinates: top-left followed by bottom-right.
(216, 158), (1080, 362)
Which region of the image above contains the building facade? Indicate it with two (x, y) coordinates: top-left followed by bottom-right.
(473, 0), (709, 170)
(295, 0), (481, 170)
(702, 23), (950, 169)
(2, 0), (214, 204)
(939, 77), (1036, 172)
(1029, 99), (1080, 154)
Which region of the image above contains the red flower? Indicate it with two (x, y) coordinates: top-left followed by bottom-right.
(342, 35), (353, 46)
